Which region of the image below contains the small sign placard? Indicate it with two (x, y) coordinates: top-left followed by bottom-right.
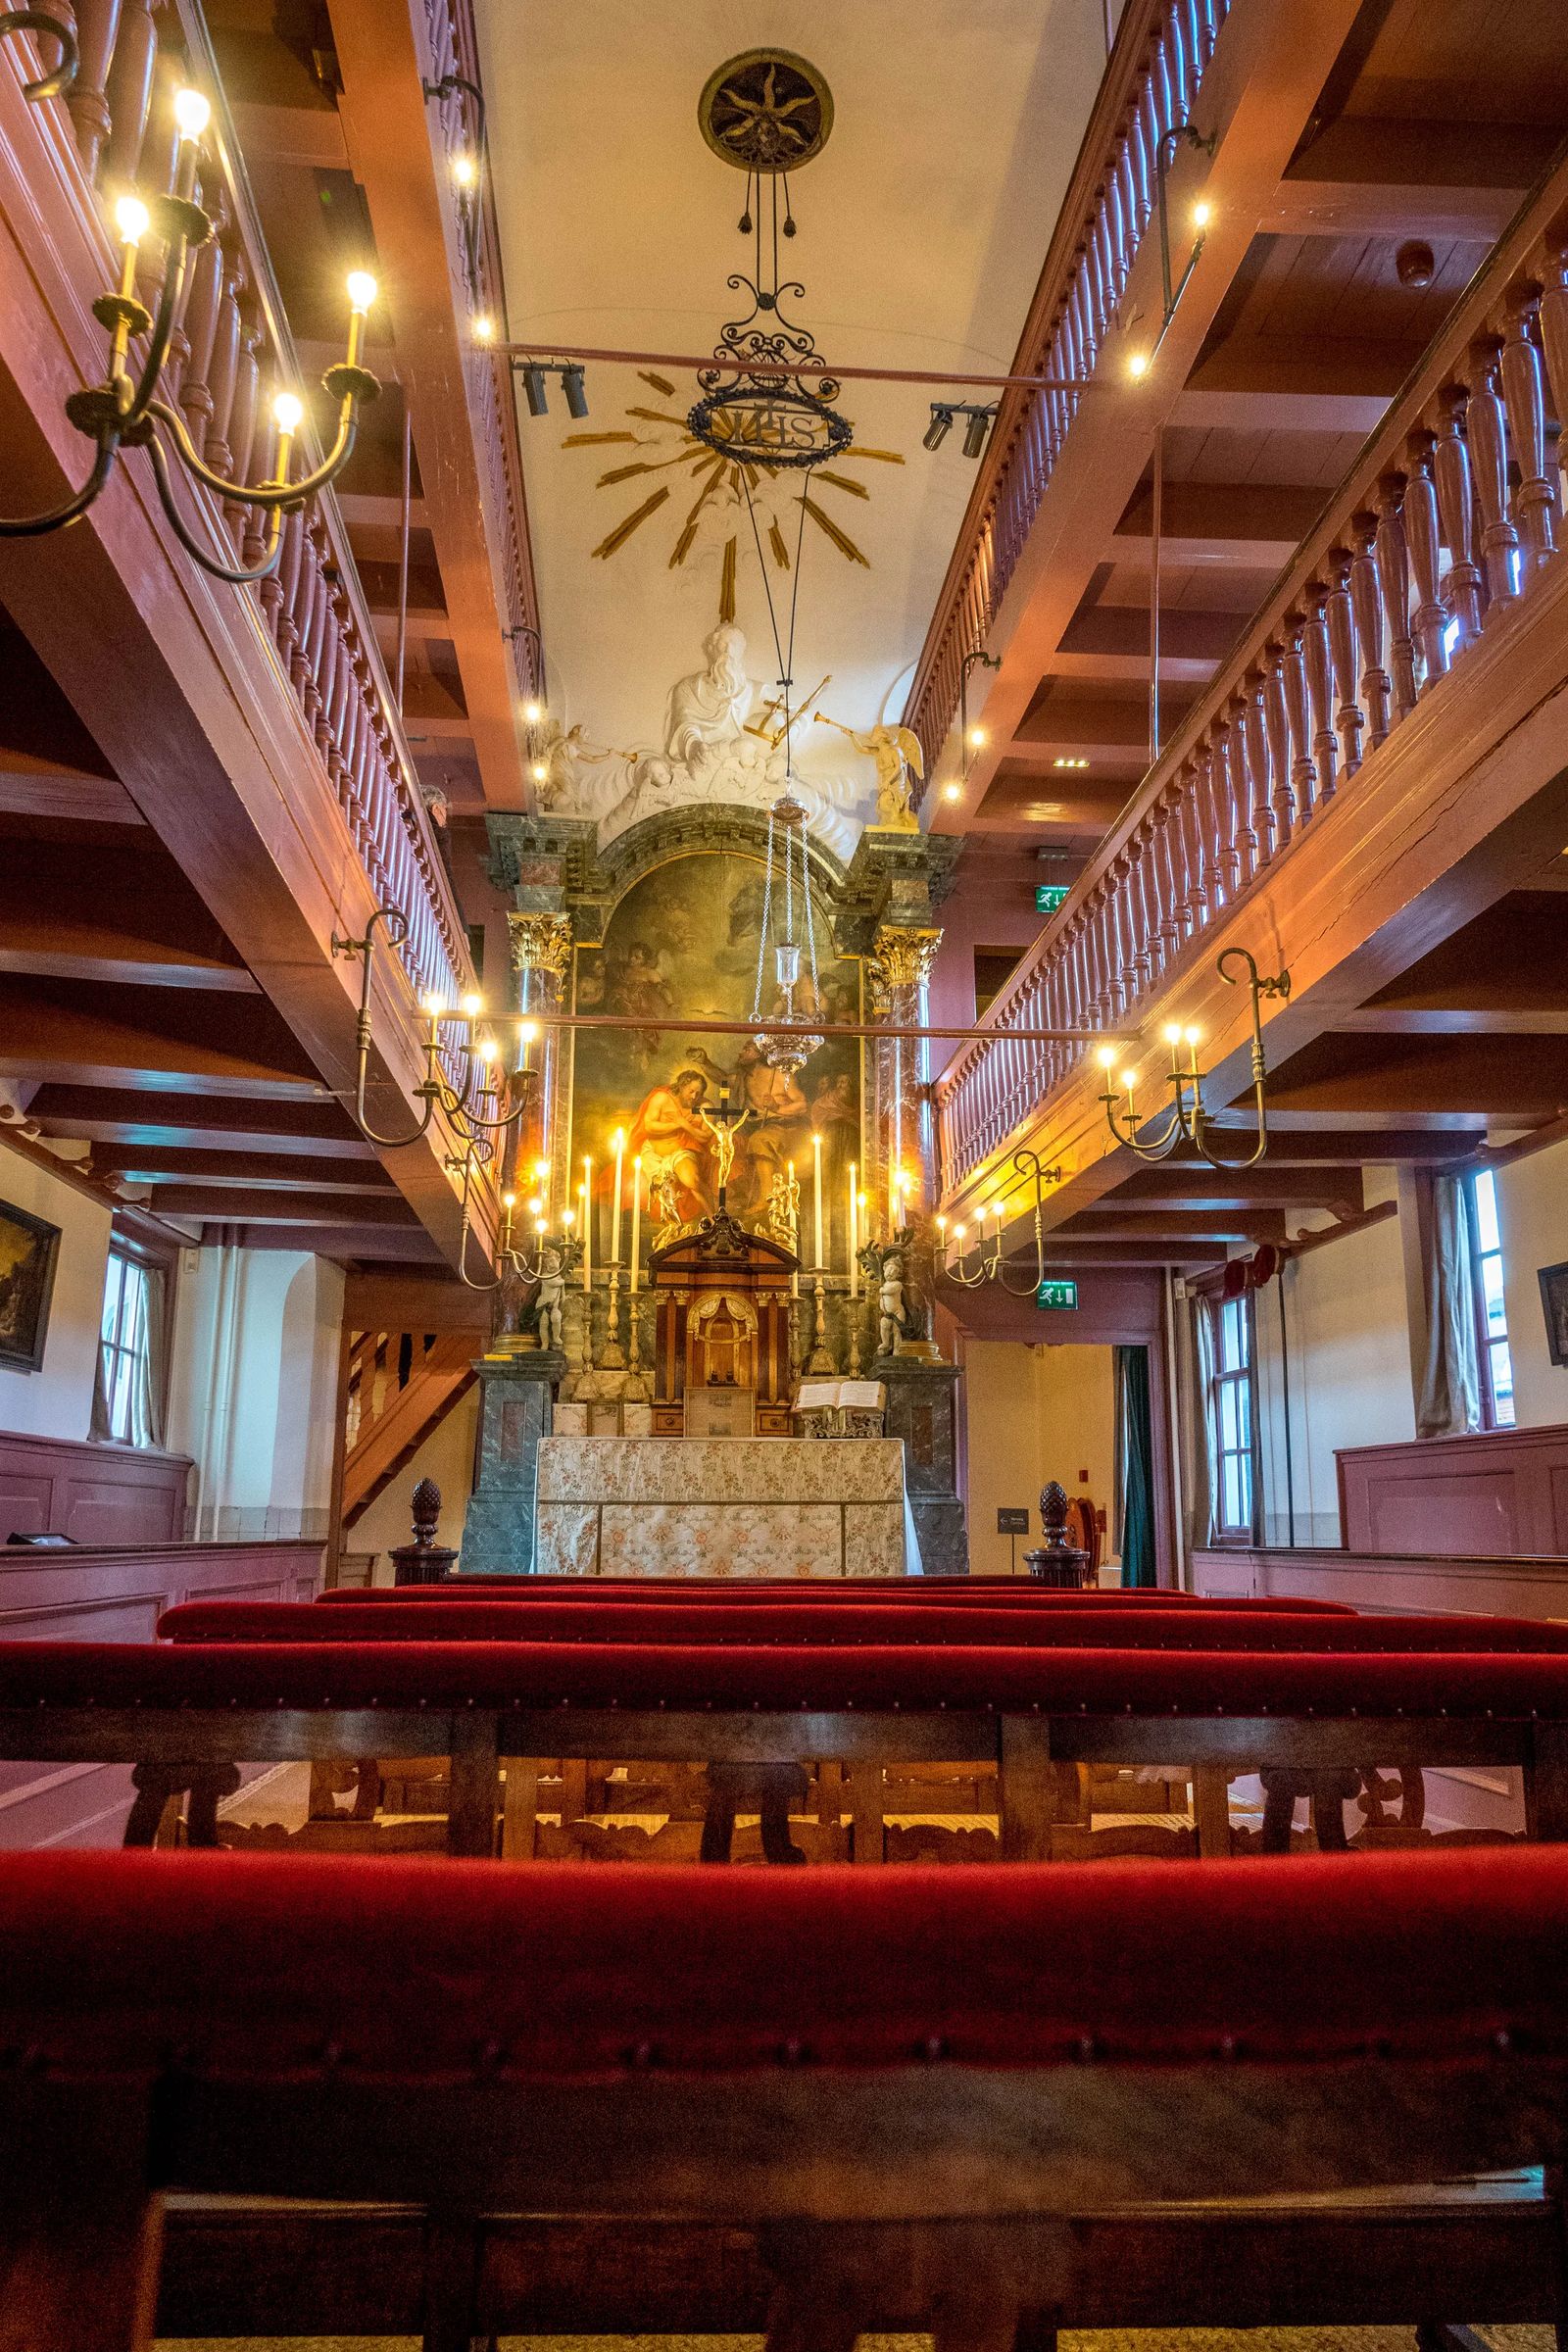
(1035, 882), (1069, 914)
(996, 1507), (1031, 1536)
(1036, 1278), (1080, 1310)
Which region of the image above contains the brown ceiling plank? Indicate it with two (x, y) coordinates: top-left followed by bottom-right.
(0, 980), (328, 1100)
(1267, 117), (1554, 241)
(330, 0), (534, 813)
(1111, 478), (1328, 569)
(0, 758), (145, 826)
(208, 1221), (446, 1262)
(1100, 1167), (1365, 1212)
(1054, 1211), (1289, 1244)
(153, 1187), (418, 1225)
(229, 97), (351, 173)
(0, 922), (260, 993)
(24, 1087), (368, 1154)
(97, 1149), (394, 1193)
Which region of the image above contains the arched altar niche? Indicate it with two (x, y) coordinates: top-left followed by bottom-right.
(648, 1212), (800, 1438)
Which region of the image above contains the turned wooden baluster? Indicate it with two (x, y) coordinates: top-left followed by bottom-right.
(1150, 24), (1176, 138)
(293, 527), (327, 715)
(1166, 0), (1195, 121)
(1239, 671), (1272, 873)
(1180, 772), (1210, 935)
(315, 592), (346, 773)
(1280, 612), (1318, 822)
(1431, 382), (1485, 647)
(1372, 473), (1417, 720)
(222, 288), (263, 559)
(1402, 429), (1447, 686)
(1348, 511), (1392, 751)
(1500, 281), (1556, 574)
(1537, 236), (1568, 494)
(1261, 642), (1295, 853)
(1129, 827), (1157, 989)
(266, 507), (305, 651)
(1155, 787), (1186, 950)
(1127, 69), (1153, 234)
(201, 239), (243, 478)
(65, 0), (123, 174)
(1467, 335), (1521, 610)
(1113, 122), (1138, 279)
(99, 0), (157, 190)
(1301, 582), (1337, 805)
(1323, 546), (1363, 780)
(1222, 700), (1255, 888)
(176, 190), (226, 460)
(1193, 741), (1222, 909)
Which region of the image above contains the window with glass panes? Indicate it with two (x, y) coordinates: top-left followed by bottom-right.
(1468, 1167), (1516, 1429)
(1212, 1293), (1254, 1536)
(98, 1246), (153, 1444)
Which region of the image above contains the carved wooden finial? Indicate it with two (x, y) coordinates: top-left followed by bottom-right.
(1039, 1480), (1070, 1543)
(410, 1478), (442, 1549)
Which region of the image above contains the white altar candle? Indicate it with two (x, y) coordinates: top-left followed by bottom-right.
(581, 1156), (592, 1290)
(848, 1160), (858, 1296)
(629, 1152), (642, 1293)
(811, 1131), (823, 1273)
(611, 1127), (624, 1264)
(787, 1156), (799, 1298)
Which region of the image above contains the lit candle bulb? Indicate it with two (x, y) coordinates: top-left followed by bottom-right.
(421, 989), (447, 1049)
(611, 1127), (624, 1265)
(271, 391), (303, 488)
(629, 1152), (642, 1294)
(113, 195), (149, 300)
(1184, 1025), (1200, 1076)
(344, 270), (376, 368)
(1162, 1022), (1183, 1073)
(172, 86), (209, 200)
(1120, 1067), (1139, 1116)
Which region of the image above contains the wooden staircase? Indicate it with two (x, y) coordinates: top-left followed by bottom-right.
(341, 1328), (483, 1526)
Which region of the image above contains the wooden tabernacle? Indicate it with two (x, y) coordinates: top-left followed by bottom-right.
(647, 1204), (800, 1438)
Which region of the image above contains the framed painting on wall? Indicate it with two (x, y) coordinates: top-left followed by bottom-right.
(0, 1198), (62, 1373)
(1539, 1260), (1568, 1368)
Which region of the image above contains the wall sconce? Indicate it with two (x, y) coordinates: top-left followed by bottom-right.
(331, 906), (539, 1151)
(937, 1148), (1062, 1293)
(1152, 121), (1216, 345)
(0, 67), (378, 580)
(1, 10), (74, 100)
(1097, 946), (1290, 1170)
(958, 646), (1000, 782)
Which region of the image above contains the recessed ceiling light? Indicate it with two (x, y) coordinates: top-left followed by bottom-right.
(1052, 756), (1090, 770)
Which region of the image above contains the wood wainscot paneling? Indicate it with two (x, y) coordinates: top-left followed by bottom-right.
(0, 1430), (191, 1544)
(1192, 1541), (1568, 1842)
(1337, 1425), (1568, 1558)
(0, 1537), (322, 1852)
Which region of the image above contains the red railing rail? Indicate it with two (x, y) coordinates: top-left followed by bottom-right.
(903, 0), (1231, 784)
(935, 144), (1568, 1197)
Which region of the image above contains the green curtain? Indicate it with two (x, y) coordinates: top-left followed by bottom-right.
(1114, 1344), (1155, 1588)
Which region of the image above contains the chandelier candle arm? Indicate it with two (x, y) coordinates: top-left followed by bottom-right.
(1097, 947), (1290, 1169)
(0, 9), (76, 100)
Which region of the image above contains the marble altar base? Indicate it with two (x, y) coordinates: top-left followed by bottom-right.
(534, 1437), (908, 1578)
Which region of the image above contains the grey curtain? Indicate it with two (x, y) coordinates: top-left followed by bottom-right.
(1417, 1175), (1481, 1439)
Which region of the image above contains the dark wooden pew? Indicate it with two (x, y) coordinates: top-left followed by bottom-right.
(6, 1845), (1568, 2352)
(159, 1595), (1568, 1649)
(319, 1578), (1355, 1611)
(5, 1638), (1568, 1859)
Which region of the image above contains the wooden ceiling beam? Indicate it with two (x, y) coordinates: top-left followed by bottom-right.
(95, 1146), (393, 1191)
(1266, 117), (1555, 243)
(0, 921), (259, 993)
(1172, 335), (1424, 436)
(0, 756), (145, 826)
(329, 0), (534, 813)
(0, 980), (327, 1100)
(1111, 479), (1327, 570)
(1054, 1211), (1289, 1244)
(229, 98), (351, 173)
(151, 1187), (418, 1225)
(1101, 1166), (1366, 1212)
(207, 1220), (445, 1262)
(1263, 1032), (1568, 1125)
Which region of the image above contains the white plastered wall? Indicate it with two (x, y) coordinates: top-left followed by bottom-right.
(0, 1137), (112, 1440)
(962, 1341), (1117, 1574)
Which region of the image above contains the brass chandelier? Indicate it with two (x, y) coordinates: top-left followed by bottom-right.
(937, 1148), (1062, 1293)
(0, 22), (378, 582)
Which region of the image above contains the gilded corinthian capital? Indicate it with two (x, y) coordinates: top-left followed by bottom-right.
(508, 911), (573, 983)
(870, 924), (942, 993)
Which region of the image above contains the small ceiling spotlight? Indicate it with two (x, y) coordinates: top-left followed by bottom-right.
(923, 405), (954, 451)
(1052, 756), (1090, 769)
(561, 363), (589, 419)
(961, 406), (993, 460)
(521, 364), (549, 416)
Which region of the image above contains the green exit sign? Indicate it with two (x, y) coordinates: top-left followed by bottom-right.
(1036, 883), (1069, 913)
(1037, 1278), (1079, 1310)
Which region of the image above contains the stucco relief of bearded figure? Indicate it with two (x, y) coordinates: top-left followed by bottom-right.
(665, 624), (755, 775)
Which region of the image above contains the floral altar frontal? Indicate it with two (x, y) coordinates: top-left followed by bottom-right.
(533, 1436), (909, 1578)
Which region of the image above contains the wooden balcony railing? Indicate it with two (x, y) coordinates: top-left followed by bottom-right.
(6, 1), (476, 1024)
(904, 0), (1232, 781)
(935, 142), (1568, 1199)
(422, 0), (543, 704)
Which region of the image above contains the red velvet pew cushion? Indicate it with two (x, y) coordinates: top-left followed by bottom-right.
(12, 1636), (1568, 1715)
(4, 1845), (1568, 2077)
(160, 1598), (1568, 1652)
(319, 1582), (1352, 1613)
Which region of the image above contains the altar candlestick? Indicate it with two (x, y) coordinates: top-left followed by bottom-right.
(811, 1131), (823, 1273)
(611, 1128), (624, 1265)
(581, 1156), (592, 1290)
(788, 1155), (799, 1298)
(629, 1152), (642, 1293)
(848, 1161), (858, 1296)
